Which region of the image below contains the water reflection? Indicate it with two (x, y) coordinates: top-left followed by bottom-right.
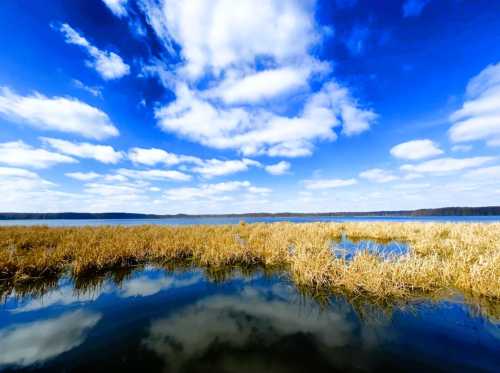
(0, 266), (498, 372)
(332, 236), (409, 260)
(117, 268), (203, 298)
(143, 283), (358, 372)
(0, 310), (101, 367)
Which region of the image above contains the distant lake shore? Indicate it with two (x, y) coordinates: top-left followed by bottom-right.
(0, 215), (499, 226)
(1, 206), (499, 222)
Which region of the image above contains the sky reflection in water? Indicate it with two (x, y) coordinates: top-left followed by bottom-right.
(0, 266), (499, 373)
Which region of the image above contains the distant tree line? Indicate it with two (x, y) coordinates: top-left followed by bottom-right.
(0, 206), (499, 220)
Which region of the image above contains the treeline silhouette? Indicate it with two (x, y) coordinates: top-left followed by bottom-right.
(0, 206), (499, 220)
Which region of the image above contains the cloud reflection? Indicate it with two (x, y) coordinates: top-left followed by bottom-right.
(118, 271), (202, 298)
(9, 285), (101, 314)
(0, 310), (101, 367)
(142, 283), (356, 371)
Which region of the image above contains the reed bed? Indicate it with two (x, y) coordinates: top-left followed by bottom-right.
(0, 222), (499, 300)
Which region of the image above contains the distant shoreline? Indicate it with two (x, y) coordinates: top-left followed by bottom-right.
(0, 206), (499, 220)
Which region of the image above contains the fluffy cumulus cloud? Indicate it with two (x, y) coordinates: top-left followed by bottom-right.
(128, 147), (201, 166)
(0, 87), (119, 139)
(265, 161), (291, 175)
(156, 82), (376, 157)
(0, 167), (55, 192)
(359, 168), (398, 183)
(449, 62), (500, 147)
(164, 180), (270, 202)
(58, 23), (130, 80)
(0, 141), (77, 169)
(140, 0), (376, 158)
(65, 171), (101, 181)
(400, 156), (494, 174)
(191, 158), (260, 178)
(303, 178), (357, 190)
(116, 168), (191, 181)
(207, 67), (313, 104)
(390, 139), (443, 160)
(464, 165), (500, 181)
(102, 0), (128, 17)
(139, 0), (319, 77)
(41, 137), (123, 164)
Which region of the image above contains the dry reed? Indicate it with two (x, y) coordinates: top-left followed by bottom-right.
(0, 222), (499, 300)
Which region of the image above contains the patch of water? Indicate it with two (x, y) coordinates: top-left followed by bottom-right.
(0, 267), (498, 372)
(331, 236), (409, 260)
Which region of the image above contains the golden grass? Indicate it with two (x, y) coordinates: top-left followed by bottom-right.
(0, 222), (499, 301)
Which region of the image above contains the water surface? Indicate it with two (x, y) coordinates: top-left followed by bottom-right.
(1, 215), (499, 226)
(0, 267), (498, 372)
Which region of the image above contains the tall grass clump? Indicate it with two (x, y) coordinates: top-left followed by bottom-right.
(0, 222), (498, 300)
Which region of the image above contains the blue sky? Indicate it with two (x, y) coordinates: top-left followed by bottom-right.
(0, 0), (499, 213)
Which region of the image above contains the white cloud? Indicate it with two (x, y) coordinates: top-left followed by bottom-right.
(392, 182), (430, 190)
(84, 182), (147, 197)
(192, 158), (260, 178)
(359, 168), (398, 183)
(451, 144), (472, 152)
(0, 141), (77, 169)
(156, 82), (375, 157)
(128, 147), (201, 166)
(390, 139), (443, 160)
(139, 0), (318, 78)
(140, 0), (375, 158)
(164, 180), (270, 201)
(0, 167), (40, 179)
(65, 172), (101, 181)
(41, 137), (123, 164)
(72, 79), (102, 98)
(208, 67), (312, 104)
(401, 156), (495, 173)
(464, 165), (500, 180)
(303, 178), (357, 190)
(59, 23), (130, 80)
(402, 0), (430, 17)
(0, 167), (55, 194)
(449, 62), (500, 147)
(116, 168), (191, 181)
(0, 87), (119, 139)
(0, 168), (75, 212)
(102, 0), (128, 17)
(0, 310), (101, 367)
(265, 161), (291, 175)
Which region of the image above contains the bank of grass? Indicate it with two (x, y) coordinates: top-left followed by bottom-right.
(0, 222), (499, 300)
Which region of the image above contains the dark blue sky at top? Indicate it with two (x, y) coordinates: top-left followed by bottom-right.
(0, 0), (499, 213)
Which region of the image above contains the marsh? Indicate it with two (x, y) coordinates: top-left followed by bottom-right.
(0, 221), (499, 372)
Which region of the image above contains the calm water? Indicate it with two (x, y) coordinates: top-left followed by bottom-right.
(0, 266), (498, 372)
(1, 215), (499, 226)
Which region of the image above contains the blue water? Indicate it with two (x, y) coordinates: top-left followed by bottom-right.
(333, 236), (409, 260)
(0, 267), (498, 372)
(1, 215), (499, 226)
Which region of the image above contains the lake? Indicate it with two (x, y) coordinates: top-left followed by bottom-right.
(0, 266), (499, 372)
(1, 215), (500, 226)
